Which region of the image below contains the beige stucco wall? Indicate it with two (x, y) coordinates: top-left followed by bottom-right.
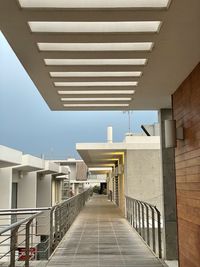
(124, 149), (162, 212)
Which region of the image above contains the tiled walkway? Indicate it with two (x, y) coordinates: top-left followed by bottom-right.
(46, 195), (164, 267)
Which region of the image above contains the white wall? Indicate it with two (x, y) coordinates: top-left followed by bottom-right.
(36, 174), (52, 235)
(17, 172), (37, 208)
(68, 164), (76, 180)
(37, 174), (52, 207)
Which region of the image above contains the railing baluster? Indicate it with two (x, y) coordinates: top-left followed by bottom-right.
(150, 207), (156, 254)
(49, 206), (56, 256)
(135, 200), (138, 231)
(141, 203), (145, 240)
(10, 227), (18, 267)
(25, 218), (35, 267)
(130, 198), (133, 226)
(54, 207), (59, 245)
(144, 204), (150, 246)
(132, 199), (135, 228)
(155, 207), (162, 258)
(137, 201), (141, 235)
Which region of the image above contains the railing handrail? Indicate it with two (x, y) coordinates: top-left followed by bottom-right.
(0, 211), (48, 216)
(51, 190), (87, 209)
(125, 195), (157, 209)
(0, 207), (52, 213)
(0, 211), (43, 235)
(0, 189), (91, 214)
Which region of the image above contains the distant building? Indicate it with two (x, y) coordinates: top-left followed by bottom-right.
(76, 125), (162, 214)
(53, 158), (106, 196)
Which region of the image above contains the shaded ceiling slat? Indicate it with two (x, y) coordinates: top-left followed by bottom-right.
(46, 66), (145, 72)
(22, 10), (166, 22)
(31, 34), (158, 43)
(39, 51), (150, 59)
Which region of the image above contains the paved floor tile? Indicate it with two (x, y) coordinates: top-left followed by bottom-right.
(46, 195), (164, 267)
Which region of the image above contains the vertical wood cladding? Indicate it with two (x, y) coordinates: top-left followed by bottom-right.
(172, 63), (200, 267)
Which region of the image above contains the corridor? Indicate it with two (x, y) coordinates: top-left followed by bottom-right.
(46, 195), (164, 267)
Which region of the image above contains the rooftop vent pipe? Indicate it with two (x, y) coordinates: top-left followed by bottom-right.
(107, 126), (113, 143)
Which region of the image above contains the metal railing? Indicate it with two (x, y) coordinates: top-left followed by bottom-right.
(49, 188), (92, 253)
(0, 188), (92, 267)
(125, 196), (162, 258)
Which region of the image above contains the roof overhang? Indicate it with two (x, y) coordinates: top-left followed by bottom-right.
(76, 137), (160, 167)
(55, 174), (69, 180)
(53, 166), (70, 178)
(0, 0), (199, 110)
(70, 179), (106, 184)
(53, 159), (83, 166)
(0, 145), (22, 168)
(89, 167), (112, 175)
(77, 145), (124, 168)
(13, 154), (44, 172)
(37, 160), (60, 175)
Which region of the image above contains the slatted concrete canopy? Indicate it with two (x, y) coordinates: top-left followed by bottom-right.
(0, 0), (199, 110)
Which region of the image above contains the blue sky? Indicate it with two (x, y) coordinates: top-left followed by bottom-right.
(0, 32), (158, 159)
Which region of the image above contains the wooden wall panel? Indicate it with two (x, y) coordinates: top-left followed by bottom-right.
(172, 63), (200, 267)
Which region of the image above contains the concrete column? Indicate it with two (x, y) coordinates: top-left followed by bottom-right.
(0, 168), (12, 209)
(72, 183), (75, 195)
(74, 183), (79, 195)
(36, 174), (51, 236)
(159, 109), (178, 260)
(0, 168), (12, 260)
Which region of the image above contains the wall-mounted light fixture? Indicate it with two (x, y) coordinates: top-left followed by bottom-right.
(39, 173), (45, 180)
(164, 120), (184, 148)
(19, 171), (23, 179)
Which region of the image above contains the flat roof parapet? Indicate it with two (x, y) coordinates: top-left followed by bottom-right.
(0, 145), (22, 168)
